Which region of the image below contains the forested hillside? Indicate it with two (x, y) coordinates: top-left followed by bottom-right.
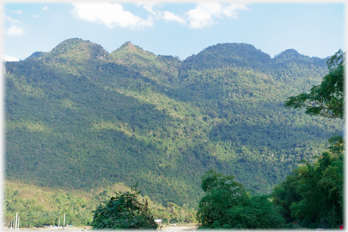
(5, 38), (342, 209)
(4, 181), (196, 227)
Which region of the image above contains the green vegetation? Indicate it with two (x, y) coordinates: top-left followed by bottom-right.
(272, 137), (343, 228)
(91, 184), (158, 229)
(271, 49), (344, 228)
(285, 49), (344, 119)
(4, 181), (96, 228)
(5, 38), (342, 217)
(4, 181), (197, 228)
(195, 139), (343, 229)
(195, 49), (344, 229)
(197, 170), (285, 229)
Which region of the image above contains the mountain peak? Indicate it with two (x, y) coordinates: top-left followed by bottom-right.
(47, 38), (107, 60)
(274, 49), (302, 60)
(183, 42), (272, 70)
(113, 41), (152, 56)
(273, 49), (326, 66)
(109, 42), (155, 64)
(120, 41), (139, 52)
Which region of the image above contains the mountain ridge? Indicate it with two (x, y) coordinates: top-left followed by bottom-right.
(26, 38), (326, 65)
(5, 38), (341, 209)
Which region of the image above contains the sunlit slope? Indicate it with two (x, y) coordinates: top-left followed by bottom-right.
(5, 181), (188, 227)
(5, 38), (341, 207)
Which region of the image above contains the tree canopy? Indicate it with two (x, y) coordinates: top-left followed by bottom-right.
(272, 137), (344, 228)
(91, 185), (158, 230)
(274, 49), (344, 228)
(197, 170), (285, 229)
(284, 49), (344, 119)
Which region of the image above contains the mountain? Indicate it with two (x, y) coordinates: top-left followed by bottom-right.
(5, 38), (341, 210)
(182, 43), (272, 72)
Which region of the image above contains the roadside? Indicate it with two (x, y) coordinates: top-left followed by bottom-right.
(162, 226), (198, 231)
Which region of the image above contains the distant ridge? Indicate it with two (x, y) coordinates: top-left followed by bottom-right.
(27, 51), (46, 59)
(25, 38), (325, 65)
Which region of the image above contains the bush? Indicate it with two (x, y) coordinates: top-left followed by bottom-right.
(91, 186), (158, 230)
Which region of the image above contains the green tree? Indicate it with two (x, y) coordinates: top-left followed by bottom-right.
(284, 49), (344, 119)
(272, 138), (343, 228)
(197, 170), (284, 229)
(226, 195), (285, 229)
(91, 185), (158, 230)
(274, 49), (345, 228)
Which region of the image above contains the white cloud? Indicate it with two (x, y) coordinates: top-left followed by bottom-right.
(187, 3), (221, 29)
(3, 55), (19, 62)
(5, 15), (20, 24)
(222, 3), (248, 19)
(42, 6), (48, 11)
(31, 14), (40, 19)
(5, 25), (24, 36)
(71, 2), (153, 30)
(70, 2), (248, 30)
(137, 3), (186, 25)
(162, 11), (185, 24)
(4, 16), (26, 36)
(186, 3), (248, 29)
(11, 10), (23, 14)
(137, 2), (161, 16)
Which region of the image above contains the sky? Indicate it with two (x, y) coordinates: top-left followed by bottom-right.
(2, 2), (345, 62)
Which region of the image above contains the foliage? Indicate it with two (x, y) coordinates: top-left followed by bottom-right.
(197, 170), (285, 229)
(4, 181), (94, 228)
(273, 49), (344, 228)
(5, 38), (341, 210)
(4, 181), (196, 228)
(91, 184), (158, 230)
(284, 50), (344, 119)
(272, 137), (344, 228)
(273, 49), (344, 229)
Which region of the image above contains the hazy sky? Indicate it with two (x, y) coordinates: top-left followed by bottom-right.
(3, 2), (345, 61)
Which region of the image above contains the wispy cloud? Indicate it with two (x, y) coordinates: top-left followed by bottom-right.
(10, 10), (23, 14)
(137, 3), (185, 24)
(4, 16), (26, 36)
(137, 2), (162, 16)
(222, 3), (248, 19)
(5, 25), (24, 36)
(162, 11), (185, 24)
(3, 55), (19, 62)
(42, 6), (48, 11)
(71, 2), (153, 30)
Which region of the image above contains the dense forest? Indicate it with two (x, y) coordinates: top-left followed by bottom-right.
(4, 38), (342, 227)
(195, 49), (344, 230)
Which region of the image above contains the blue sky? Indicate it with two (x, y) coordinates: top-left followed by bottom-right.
(3, 2), (345, 61)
